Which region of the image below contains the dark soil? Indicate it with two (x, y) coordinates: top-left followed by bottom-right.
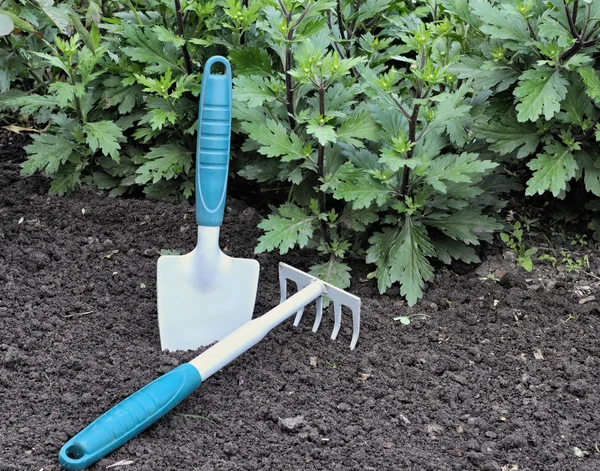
(1, 128), (600, 471)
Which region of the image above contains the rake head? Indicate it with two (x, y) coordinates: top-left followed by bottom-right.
(278, 263), (361, 350)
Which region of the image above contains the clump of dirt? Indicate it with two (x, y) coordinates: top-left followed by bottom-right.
(1, 129), (599, 471)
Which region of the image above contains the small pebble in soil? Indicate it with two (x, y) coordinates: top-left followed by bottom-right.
(278, 415), (306, 431)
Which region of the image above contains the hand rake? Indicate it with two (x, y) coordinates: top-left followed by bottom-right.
(58, 263), (361, 470)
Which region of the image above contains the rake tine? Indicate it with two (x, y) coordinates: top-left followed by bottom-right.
(350, 306), (360, 350)
(293, 306), (304, 326)
(312, 295), (323, 332)
(278, 263), (361, 349)
(331, 302), (342, 340)
(278, 269), (287, 305)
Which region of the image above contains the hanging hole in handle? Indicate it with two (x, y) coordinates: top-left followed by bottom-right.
(209, 62), (227, 75)
(65, 443), (85, 460)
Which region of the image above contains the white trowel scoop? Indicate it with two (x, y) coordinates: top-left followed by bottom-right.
(157, 56), (259, 351)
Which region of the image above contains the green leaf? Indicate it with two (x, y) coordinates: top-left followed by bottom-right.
(336, 110), (379, 147)
(424, 208), (503, 245)
(470, 0), (530, 46)
(474, 116), (541, 158)
(31, 52), (70, 76)
(135, 144), (193, 184)
(83, 121), (124, 160)
(575, 150), (600, 197)
(0, 93), (59, 115)
(242, 119), (309, 161)
(233, 75), (279, 108)
(229, 47), (272, 76)
(306, 122), (337, 146)
(450, 57), (519, 92)
(121, 24), (182, 74)
(22, 134), (75, 176)
(525, 142), (578, 197)
(578, 66), (600, 103)
(425, 152), (498, 193)
(50, 167), (81, 196)
(255, 203), (318, 254)
(334, 174), (392, 209)
(368, 215), (435, 306)
(0, 10), (34, 33)
(428, 84), (472, 146)
(514, 66), (568, 122)
(309, 259), (351, 289)
(152, 25), (185, 47)
(431, 234), (481, 265)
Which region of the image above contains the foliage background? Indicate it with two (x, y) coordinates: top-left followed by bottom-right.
(1, 0), (599, 306)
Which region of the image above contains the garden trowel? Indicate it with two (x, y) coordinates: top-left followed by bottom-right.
(157, 56), (259, 351)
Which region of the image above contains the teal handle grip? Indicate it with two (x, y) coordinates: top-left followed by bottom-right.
(58, 364), (202, 470)
(196, 56), (232, 227)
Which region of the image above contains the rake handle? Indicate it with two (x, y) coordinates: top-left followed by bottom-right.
(196, 56), (232, 227)
(58, 364), (202, 470)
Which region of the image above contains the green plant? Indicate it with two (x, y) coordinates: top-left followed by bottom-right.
(393, 313), (431, 325)
(0, 0), (224, 199)
(560, 249), (589, 273)
(500, 221), (538, 271)
(234, 1), (510, 304)
(444, 0), (600, 201)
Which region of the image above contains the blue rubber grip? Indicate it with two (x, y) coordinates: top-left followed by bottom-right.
(58, 364), (202, 470)
(196, 56), (232, 227)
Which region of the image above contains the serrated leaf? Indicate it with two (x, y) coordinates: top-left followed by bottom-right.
(334, 174), (392, 209)
(233, 75), (279, 108)
(379, 147), (417, 172)
(309, 259), (351, 289)
(578, 66), (600, 103)
(514, 66), (568, 122)
(50, 167), (81, 195)
(243, 119), (309, 161)
(306, 122), (337, 146)
(121, 24), (182, 74)
(449, 57), (519, 92)
(424, 208), (503, 245)
(135, 144), (193, 184)
(425, 152), (498, 193)
(83, 121), (124, 160)
(431, 234), (481, 265)
(255, 203), (318, 254)
(152, 25), (185, 47)
(0, 93), (59, 114)
(22, 134), (75, 176)
(470, 0), (530, 46)
(525, 142), (578, 197)
(575, 150), (600, 197)
(339, 207), (378, 232)
(229, 47), (272, 76)
(474, 115), (541, 158)
(388, 215), (435, 306)
(336, 110), (379, 147)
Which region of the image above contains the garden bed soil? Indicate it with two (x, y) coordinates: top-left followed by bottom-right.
(1, 128), (600, 471)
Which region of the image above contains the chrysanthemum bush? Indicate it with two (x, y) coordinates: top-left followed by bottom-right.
(1, 0), (599, 306)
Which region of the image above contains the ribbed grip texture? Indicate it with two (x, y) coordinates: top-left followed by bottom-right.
(58, 364), (202, 470)
(196, 56), (232, 227)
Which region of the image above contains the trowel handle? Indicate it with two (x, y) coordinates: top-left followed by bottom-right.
(196, 56), (232, 227)
(58, 364), (202, 471)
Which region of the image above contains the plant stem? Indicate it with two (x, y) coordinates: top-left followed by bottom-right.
(317, 85), (330, 245)
(399, 103), (419, 198)
(173, 0), (193, 75)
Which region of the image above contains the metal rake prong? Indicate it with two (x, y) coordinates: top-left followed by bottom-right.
(278, 263), (361, 349)
(312, 296), (323, 332)
(330, 302), (342, 340)
(293, 307), (304, 326)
